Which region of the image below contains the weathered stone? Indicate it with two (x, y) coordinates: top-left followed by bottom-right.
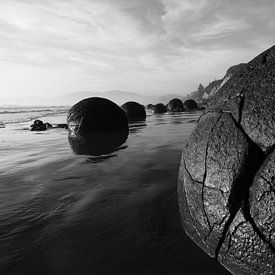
(178, 45), (275, 274)
(167, 98), (184, 112)
(218, 210), (275, 274)
(250, 148), (275, 249)
(209, 46), (275, 152)
(179, 112), (256, 257)
(121, 101), (146, 121)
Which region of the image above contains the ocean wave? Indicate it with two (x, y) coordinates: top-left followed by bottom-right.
(0, 108), (68, 124)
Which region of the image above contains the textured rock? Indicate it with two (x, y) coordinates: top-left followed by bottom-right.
(208, 46), (275, 152)
(152, 103), (167, 114)
(121, 101), (146, 121)
(218, 210), (275, 274)
(167, 98), (184, 112)
(178, 45), (275, 274)
(67, 97), (128, 135)
(183, 99), (198, 111)
(250, 149), (275, 249)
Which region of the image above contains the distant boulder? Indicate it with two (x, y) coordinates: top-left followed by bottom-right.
(30, 120), (52, 131)
(183, 99), (198, 111)
(167, 98), (184, 112)
(121, 101), (146, 121)
(67, 97), (129, 156)
(152, 103), (167, 114)
(146, 104), (154, 110)
(67, 97), (128, 135)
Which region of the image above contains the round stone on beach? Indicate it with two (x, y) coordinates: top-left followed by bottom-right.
(67, 97), (129, 135)
(167, 98), (184, 112)
(121, 101), (146, 121)
(183, 99), (198, 111)
(152, 103), (167, 114)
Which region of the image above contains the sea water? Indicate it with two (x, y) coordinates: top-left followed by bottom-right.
(0, 108), (229, 274)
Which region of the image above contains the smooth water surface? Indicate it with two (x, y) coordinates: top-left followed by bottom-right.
(0, 111), (229, 275)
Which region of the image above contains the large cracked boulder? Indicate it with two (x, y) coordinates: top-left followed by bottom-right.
(178, 45), (275, 274)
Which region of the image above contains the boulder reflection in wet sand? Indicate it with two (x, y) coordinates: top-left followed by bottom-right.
(68, 130), (129, 156)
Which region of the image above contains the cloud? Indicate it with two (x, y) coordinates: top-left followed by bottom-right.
(0, 0), (274, 98)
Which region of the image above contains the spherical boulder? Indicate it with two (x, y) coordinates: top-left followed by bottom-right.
(67, 97), (129, 156)
(167, 98), (184, 112)
(67, 97), (128, 135)
(152, 103), (167, 114)
(183, 99), (197, 111)
(178, 45), (275, 274)
(121, 101), (146, 121)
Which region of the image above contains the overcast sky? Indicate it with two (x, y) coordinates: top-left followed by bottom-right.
(0, 0), (274, 98)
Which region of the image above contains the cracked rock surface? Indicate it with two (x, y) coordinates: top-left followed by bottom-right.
(178, 45), (275, 274)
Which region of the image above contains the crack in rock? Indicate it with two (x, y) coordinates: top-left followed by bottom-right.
(178, 45), (275, 274)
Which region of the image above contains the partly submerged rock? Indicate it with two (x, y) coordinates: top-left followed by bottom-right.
(67, 97), (129, 156)
(30, 120), (52, 131)
(152, 103), (167, 114)
(121, 101), (146, 121)
(178, 45), (275, 274)
(183, 99), (198, 111)
(167, 98), (184, 112)
(67, 97), (128, 135)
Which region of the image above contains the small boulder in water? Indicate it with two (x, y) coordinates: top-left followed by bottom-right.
(30, 120), (52, 131)
(183, 99), (198, 111)
(146, 104), (154, 110)
(167, 98), (184, 112)
(152, 103), (167, 114)
(121, 101), (146, 121)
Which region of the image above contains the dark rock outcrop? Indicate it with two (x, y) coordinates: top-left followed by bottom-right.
(167, 98), (184, 112)
(183, 99), (198, 111)
(121, 101), (146, 121)
(30, 120), (52, 131)
(152, 103), (167, 114)
(178, 45), (275, 274)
